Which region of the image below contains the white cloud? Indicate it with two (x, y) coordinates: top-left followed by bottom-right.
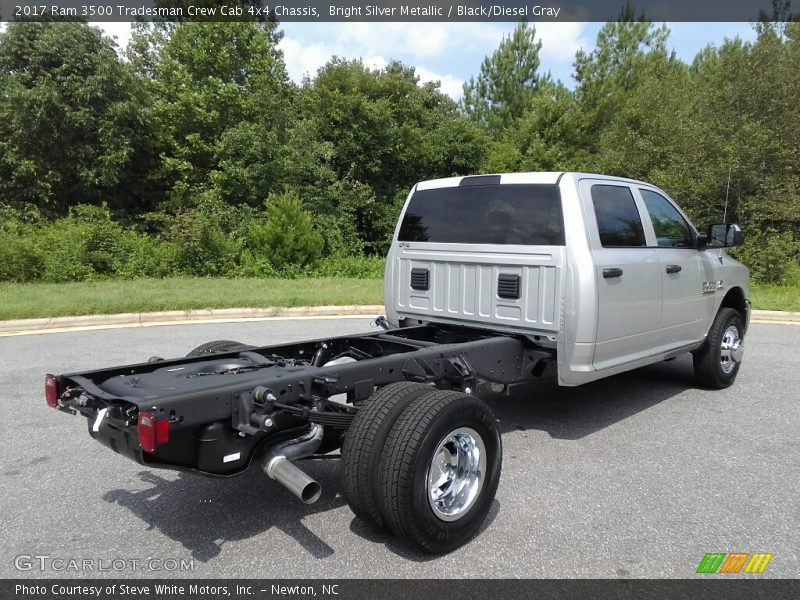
(279, 23), (481, 99)
(406, 25), (449, 59)
(279, 33), (389, 81)
(365, 55), (389, 71)
(279, 36), (333, 82)
(2, 20), (588, 93)
(91, 22), (133, 50)
(85, 21), (465, 99)
(415, 66), (464, 99)
(336, 22), (453, 60)
(279, 22), (590, 98)
(7, 21), (585, 97)
(535, 23), (590, 66)
(278, 22), (456, 79)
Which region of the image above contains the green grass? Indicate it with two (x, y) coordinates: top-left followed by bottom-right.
(750, 284), (800, 312)
(0, 278), (796, 320)
(0, 277), (384, 320)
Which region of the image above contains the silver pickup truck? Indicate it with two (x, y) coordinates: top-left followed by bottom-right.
(386, 171), (749, 389)
(47, 172), (749, 554)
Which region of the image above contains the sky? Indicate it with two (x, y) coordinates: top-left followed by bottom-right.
(278, 21), (759, 97)
(11, 21), (759, 99)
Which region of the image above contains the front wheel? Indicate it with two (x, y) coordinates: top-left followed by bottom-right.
(693, 307), (745, 389)
(378, 390), (502, 554)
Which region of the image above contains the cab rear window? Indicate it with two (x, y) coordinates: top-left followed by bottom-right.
(398, 184), (564, 245)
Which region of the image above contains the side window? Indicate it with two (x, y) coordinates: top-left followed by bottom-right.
(640, 189), (693, 248)
(590, 185), (646, 247)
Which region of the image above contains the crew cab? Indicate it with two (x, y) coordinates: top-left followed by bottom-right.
(47, 172), (749, 554)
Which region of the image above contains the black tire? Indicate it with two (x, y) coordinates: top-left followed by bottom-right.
(186, 340), (255, 357)
(693, 307), (745, 389)
(341, 381), (431, 529)
(378, 389), (502, 554)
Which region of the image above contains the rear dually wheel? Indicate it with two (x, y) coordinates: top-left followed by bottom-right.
(378, 389), (502, 554)
(341, 381), (431, 529)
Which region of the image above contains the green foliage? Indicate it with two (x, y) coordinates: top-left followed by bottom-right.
(145, 197), (254, 276)
(0, 204), (43, 283)
(248, 192), (323, 269)
(115, 234), (177, 279)
(506, 82), (586, 171)
(39, 205), (147, 282)
(0, 196), (381, 283)
(0, 203), (153, 283)
(285, 59), (487, 255)
(462, 23), (546, 134)
(313, 255), (386, 279)
(573, 20), (671, 148)
(482, 141), (523, 174)
(731, 229), (800, 285)
(784, 262), (800, 287)
(0, 236), (41, 283)
(476, 18), (800, 282)
(0, 22), (154, 216)
(131, 22), (293, 209)
(1, 19), (799, 292)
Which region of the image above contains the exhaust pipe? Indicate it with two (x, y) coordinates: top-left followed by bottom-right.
(266, 458), (322, 504)
(262, 423), (323, 504)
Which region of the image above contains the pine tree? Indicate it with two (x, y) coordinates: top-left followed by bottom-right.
(461, 23), (545, 134)
(249, 192), (324, 268)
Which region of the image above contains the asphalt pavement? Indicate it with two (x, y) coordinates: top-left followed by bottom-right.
(1, 318), (797, 578)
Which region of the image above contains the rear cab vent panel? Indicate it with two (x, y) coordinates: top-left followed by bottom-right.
(497, 274), (521, 299)
(410, 268), (430, 291)
(389, 175), (565, 336)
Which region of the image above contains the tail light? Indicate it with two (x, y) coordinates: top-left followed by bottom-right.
(137, 411), (170, 453)
(45, 374), (59, 408)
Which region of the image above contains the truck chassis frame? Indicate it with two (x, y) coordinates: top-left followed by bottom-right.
(54, 322), (550, 478)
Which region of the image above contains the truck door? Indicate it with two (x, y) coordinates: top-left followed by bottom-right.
(636, 187), (710, 347)
(580, 181), (663, 370)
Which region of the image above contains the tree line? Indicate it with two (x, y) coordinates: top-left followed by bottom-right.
(1, 17), (799, 284)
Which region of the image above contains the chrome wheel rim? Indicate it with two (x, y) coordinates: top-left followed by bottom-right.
(720, 325), (743, 374)
(427, 427), (486, 522)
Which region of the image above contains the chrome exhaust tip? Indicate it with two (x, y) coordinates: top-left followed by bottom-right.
(261, 423), (324, 504)
(265, 456), (322, 504)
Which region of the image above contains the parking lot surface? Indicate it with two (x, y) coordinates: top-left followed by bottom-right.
(1, 319), (797, 578)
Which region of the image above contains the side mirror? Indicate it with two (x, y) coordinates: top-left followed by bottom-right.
(706, 223), (744, 248)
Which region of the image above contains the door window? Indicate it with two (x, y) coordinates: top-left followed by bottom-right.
(590, 185), (646, 247)
(640, 189), (693, 248)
